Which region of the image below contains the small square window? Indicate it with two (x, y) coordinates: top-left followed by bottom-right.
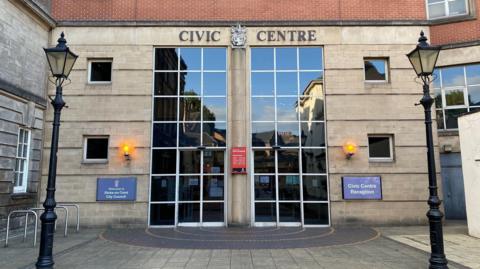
(88, 60), (112, 83)
(368, 135), (394, 161)
(364, 58), (388, 82)
(84, 136), (109, 162)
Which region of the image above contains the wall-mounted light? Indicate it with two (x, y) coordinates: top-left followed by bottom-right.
(343, 141), (357, 159)
(122, 144), (131, 161)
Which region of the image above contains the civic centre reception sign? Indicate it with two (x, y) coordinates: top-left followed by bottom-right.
(96, 177), (137, 201)
(342, 176), (382, 200)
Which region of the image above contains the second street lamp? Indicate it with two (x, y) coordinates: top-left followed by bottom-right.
(407, 31), (448, 269)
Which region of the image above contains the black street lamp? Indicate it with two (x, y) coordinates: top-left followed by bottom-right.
(407, 31), (448, 269)
(36, 32), (78, 269)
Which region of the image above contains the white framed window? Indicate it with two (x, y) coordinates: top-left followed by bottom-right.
(427, 0), (469, 20)
(83, 136), (109, 163)
(87, 59), (112, 83)
(368, 135), (394, 162)
(14, 128), (31, 193)
(364, 58), (389, 82)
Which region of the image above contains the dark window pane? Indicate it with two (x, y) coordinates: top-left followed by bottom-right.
(179, 176), (200, 201)
(368, 137), (391, 158)
(252, 72), (274, 95)
(153, 123), (176, 147)
(277, 97), (298, 121)
(278, 149), (299, 173)
(203, 176), (224, 200)
(445, 109), (467, 129)
(303, 176), (328, 201)
(251, 48), (274, 70)
(203, 48), (226, 70)
(279, 203), (300, 222)
(278, 175), (300, 200)
(301, 122), (325, 147)
(299, 96), (324, 121)
(154, 98), (177, 121)
(252, 97), (275, 121)
(203, 97), (226, 121)
(276, 72), (298, 95)
(90, 62), (112, 82)
(364, 59), (387, 81)
(436, 110), (445, 130)
(254, 175), (275, 200)
(299, 48), (322, 70)
(203, 150), (224, 173)
(302, 149), (326, 174)
(155, 48), (178, 70)
(252, 122), (275, 147)
(468, 85), (480, 106)
(179, 123), (201, 147)
(434, 88), (442, 109)
(442, 66), (465, 87)
(203, 122), (226, 147)
(255, 203), (276, 222)
(179, 48), (201, 70)
(466, 65), (480, 85)
(150, 204), (175, 225)
(203, 203), (224, 222)
(179, 97), (201, 121)
(151, 176), (176, 201)
(178, 203), (200, 222)
(154, 72), (178, 95)
(152, 149), (176, 174)
(299, 72), (323, 94)
(254, 150), (275, 173)
(179, 150), (200, 173)
(86, 138), (108, 159)
(277, 122), (299, 147)
(304, 203), (329, 225)
(204, 72), (226, 96)
(445, 88), (465, 106)
(179, 72), (201, 96)
(276, 48), (297, 70)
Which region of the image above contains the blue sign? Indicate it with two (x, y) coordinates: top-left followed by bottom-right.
(96, 177), (137, 201)
(342, 176), (382, 200)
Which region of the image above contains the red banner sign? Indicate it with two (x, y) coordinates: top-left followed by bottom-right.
(231, 147), (247, 174)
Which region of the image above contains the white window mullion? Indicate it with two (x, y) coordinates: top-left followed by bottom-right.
(13, 128), (30, 193)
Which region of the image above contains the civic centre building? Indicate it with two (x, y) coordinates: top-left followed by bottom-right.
(4, 0), (479, 228)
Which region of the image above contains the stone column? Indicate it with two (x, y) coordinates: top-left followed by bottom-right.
(228, 47), (250, 225)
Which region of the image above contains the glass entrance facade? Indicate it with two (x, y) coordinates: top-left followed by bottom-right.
(250, 47), (329, 226)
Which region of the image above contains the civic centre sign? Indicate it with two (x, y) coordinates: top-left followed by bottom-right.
(96, 177), (137, 201)
(342, 176), (382, 200)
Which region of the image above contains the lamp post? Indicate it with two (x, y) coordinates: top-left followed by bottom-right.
(36, 32), (78, 269)
(407, 31), (448, 269)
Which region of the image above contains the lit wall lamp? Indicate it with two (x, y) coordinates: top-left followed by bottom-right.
(122, 144), (131, 161)
(343, 141), (358, 159)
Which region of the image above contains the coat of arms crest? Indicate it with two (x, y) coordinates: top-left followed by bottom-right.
(231, 24), (247, 48)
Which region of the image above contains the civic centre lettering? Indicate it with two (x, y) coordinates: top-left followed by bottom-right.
(178, 28), (317, 43)
(96, 177), (137, 201)
(256, 30), (316, 42)
(179, 30), (221, 42)
(342, 176), (382, 200)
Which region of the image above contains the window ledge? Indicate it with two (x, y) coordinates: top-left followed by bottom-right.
(438, 130), (459, 136)
(368, 158), (394, 163)
(82, 160), (109, 165)
(87, 82), (112, 86)
(428, 14), (476, 25)
(11, 192), (36, 200)
(364, 81), (391, 89)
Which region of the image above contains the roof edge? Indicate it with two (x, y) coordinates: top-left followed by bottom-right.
(15, 0), (56, 28)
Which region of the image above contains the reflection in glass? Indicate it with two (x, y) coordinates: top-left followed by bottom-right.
(436, 110), (445, 130)
(278, 149), (299, 173)
(252, 72), (274, 95)
(277, 122), (299, 146)
(153, 123), (176, 147)
(304, 203), (329, 225)
(364, 59), (386, 81)
(299, 72), (323, 94)
(434, 88), (442, 109)
(179, 123), (201, 147)
(254, 175), (275, 200)
(203, 203), (224, 222)
(180, 97), (201, 121)
(448, 0), (467, 15)
(154, 98), (177, 121)
(179, 48), (201, 70)
(203, 48), (226, 70)
(150, 204), (175, 225)
(254, 150), (275, 173)
(252, 97), (275, 121)
(299, 95), (324, 121)
(276, 48), (297, 70)
(203, 122), (226, 147)
(466, 65), (480, 85)
(279, 203), (301, 222)
(252, 122), (275, 147)
(155, 48), (178, 70)
(445, 88), (465, 106)
(151, 176), (176, 201)
(203, 72), (226, 96)
(302, 149), (326, 174)
(428, 3), (445, 18)
(468, 85), (480, 106)
(442, 66), (465, 87)
(251, 48), (274, 70)
(154, 72), (178, 95)
(445, 109), (467, 129)
(180, 72), (201, 96)
(179, 150), (200, 173)
(276, 72), (298, 95)
(303, 176), (327, 201)
(301, 122), (325, 147)
(151, 149), (176, 174)
(255, 203), (276, 222)
(276, 97), (299, 121)
(179, 176), (200, 201)
(278, 176), (300, 200)
(178, 203), (200, 222)
(203, 176), (224, 200)
(203, 97), (226, 121)
(299, 48), (322, 70)
(204, 150), (224, 173)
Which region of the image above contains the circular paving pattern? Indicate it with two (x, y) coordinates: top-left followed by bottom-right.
(101, 227), (380, 249)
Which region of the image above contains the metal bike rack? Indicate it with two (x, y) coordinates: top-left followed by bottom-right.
(5, 210), (38, 247)
(30, 205), (69, 237)
(57, 204), (80, 232)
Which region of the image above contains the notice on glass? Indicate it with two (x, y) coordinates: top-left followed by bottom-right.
(231, 147), (247, 174)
